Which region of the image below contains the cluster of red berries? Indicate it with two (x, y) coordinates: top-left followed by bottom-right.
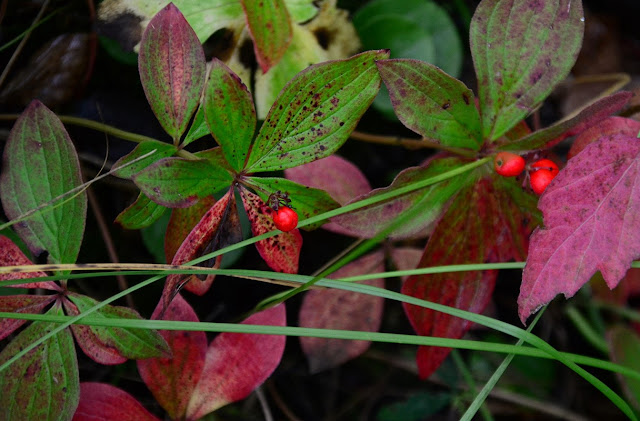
(493, 152), (559, 195)
(268, 190), (298, 232)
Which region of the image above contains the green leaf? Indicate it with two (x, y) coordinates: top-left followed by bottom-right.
(0, 100), (87, 264)
(378, 392), (451, 421)
(245, 176), (340, 230)
(182, 104), (209, 147)
(113, 140), (178, 179)
(377, 59), (482, 150)
(204, 58), (256, 171)
(608, 325), (640, 410)
(284, 0), (318, 22)
(67, 294), (171, 360)
(470, 0), (584, 141)
(116, 192), (168, 230)
(139, 3), (206, 140)
(353, 0), (463, 119)
(240, 0), (292, 72)
(0, 304), (79, 421)
(133, 157), (234, 208)
(246, 50), (389, 172)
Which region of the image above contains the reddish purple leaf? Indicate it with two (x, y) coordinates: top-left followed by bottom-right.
(519, 134), (640, 323)
(390, 247), (424, 281)
(0, 294), (55, 341)
(404, 177), (538, 378)
(164, 195), (217, 263)
(0, 235), (60, 290)
(240, 187), (302, 273)
(186, 304), (287, 419)
(73, 382), (159, 421)
(299, 251), (385, 373)
(162, 189), (240, 311)
(138, 294), (206, 419)
(569, 116), (640, 159)
(138, 3), (206, 140)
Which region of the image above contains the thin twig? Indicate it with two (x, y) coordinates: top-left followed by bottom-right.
(255, 385), (274, 421)
(266, 381), (302, 421)
(0, 0), (51, 89)
(350, 130), (477, 157)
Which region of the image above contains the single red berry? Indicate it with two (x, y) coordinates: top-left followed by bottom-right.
(493, 152), (525, 177)
(272, 206), (298, 232)
(530, 168), (556, 195)
(530, 158), (559, 176)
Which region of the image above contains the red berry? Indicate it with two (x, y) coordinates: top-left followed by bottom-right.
(493, 152), (525, 177)
(530, 169), (556, 195)
(530, 159), (559, 176)
(272, 206), (298, 232)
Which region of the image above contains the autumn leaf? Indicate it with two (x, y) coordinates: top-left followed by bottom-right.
(74, 382), (159, 421)
(519, 134), (640, 323)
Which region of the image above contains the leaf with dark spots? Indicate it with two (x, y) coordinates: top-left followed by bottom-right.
(112, 140), (178, 179)
(240, 188), (302, 273)
(245, 50), (389, 173)
(498, 92), (632, 152)
(185, 304), (286, 419)
(404, 176), (538, 378)
(133, 157), (233, 208)
(470, 0), (584, 141)
(245, 176), (340, 230)
(0, 304), (79, 421)
(299, 251), (385, 373)
(0, 294), (56, 341)
(0, 100), (87, 265)
(115, 192), (167, 229)
(519, 134), (640, 323)
(74, 382), (160, 421)
(182, 104), (209, 147)
(137, 294), (206, 420)
(240, 0), (292, 73)
(65, 293), (170, 363)
(0, 235), (59, 290)
(569, 116), (640, 159)
(162, 189), (240, 310)
(138, 3), (206, 140)
(204, 58), (256, 171)
(164, 195), (216, 263)
(331, 157), (474, 240)
(377, 59), (482, 150)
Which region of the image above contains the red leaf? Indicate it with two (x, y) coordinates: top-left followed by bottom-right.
(162, 189), (240, 310)
(186, 304), (287, 419)
(569, 116), (640, 159)
(520, 134), (640, 323)
(0, 235), (60, 290)
(0, 294), (55, 340)
(137, 294), (206, 419)
(403, 177), (538, 378)
(164, 195), (216, 263)
(390, 247), (424, 281)
(299, 251), (385, 373)
(73, 382), (159, 421)
(240, 187), (302, 273)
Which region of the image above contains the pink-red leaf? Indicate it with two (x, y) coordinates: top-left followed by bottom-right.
(240, 0), (292, 73)
(0, 294), (55, 340)
(0, 235), (59, 290)
(137, 294), (206, 420)
(164, 195), (217, 263)
(390, 247), (424, 281)
(138, 3), (206, 139)
(73, 382), (159, 421)
(404, 177), (538, 378)
(186, 304), (287, 419)
(569, 116), (640, 159)
(299, 251), (385, 373)
(519, 134), (640, 323)
(162, 189), (240, 310)
(240, 187), (302, 273)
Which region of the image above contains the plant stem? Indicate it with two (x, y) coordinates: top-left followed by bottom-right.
(350, 130), (477, 157)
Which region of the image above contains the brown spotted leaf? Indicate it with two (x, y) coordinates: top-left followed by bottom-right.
(186, 304), (287, 419)
(519, 134), (640, 323)
(115, 192), (167, 229)
(165, 195), (217, 263)
(240, 188), (302, 273)
(568, 116), (640, 159)
(0, 294), (56, 341)
(162, 189), (240, 310)
(74, 382), (160, 421)
(0, 235), (60, 290)
(470, 0), (584, 142)
(138, 3), (206, 140)
(137, 294), (206, 420)
(299, 251), (385, 373)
